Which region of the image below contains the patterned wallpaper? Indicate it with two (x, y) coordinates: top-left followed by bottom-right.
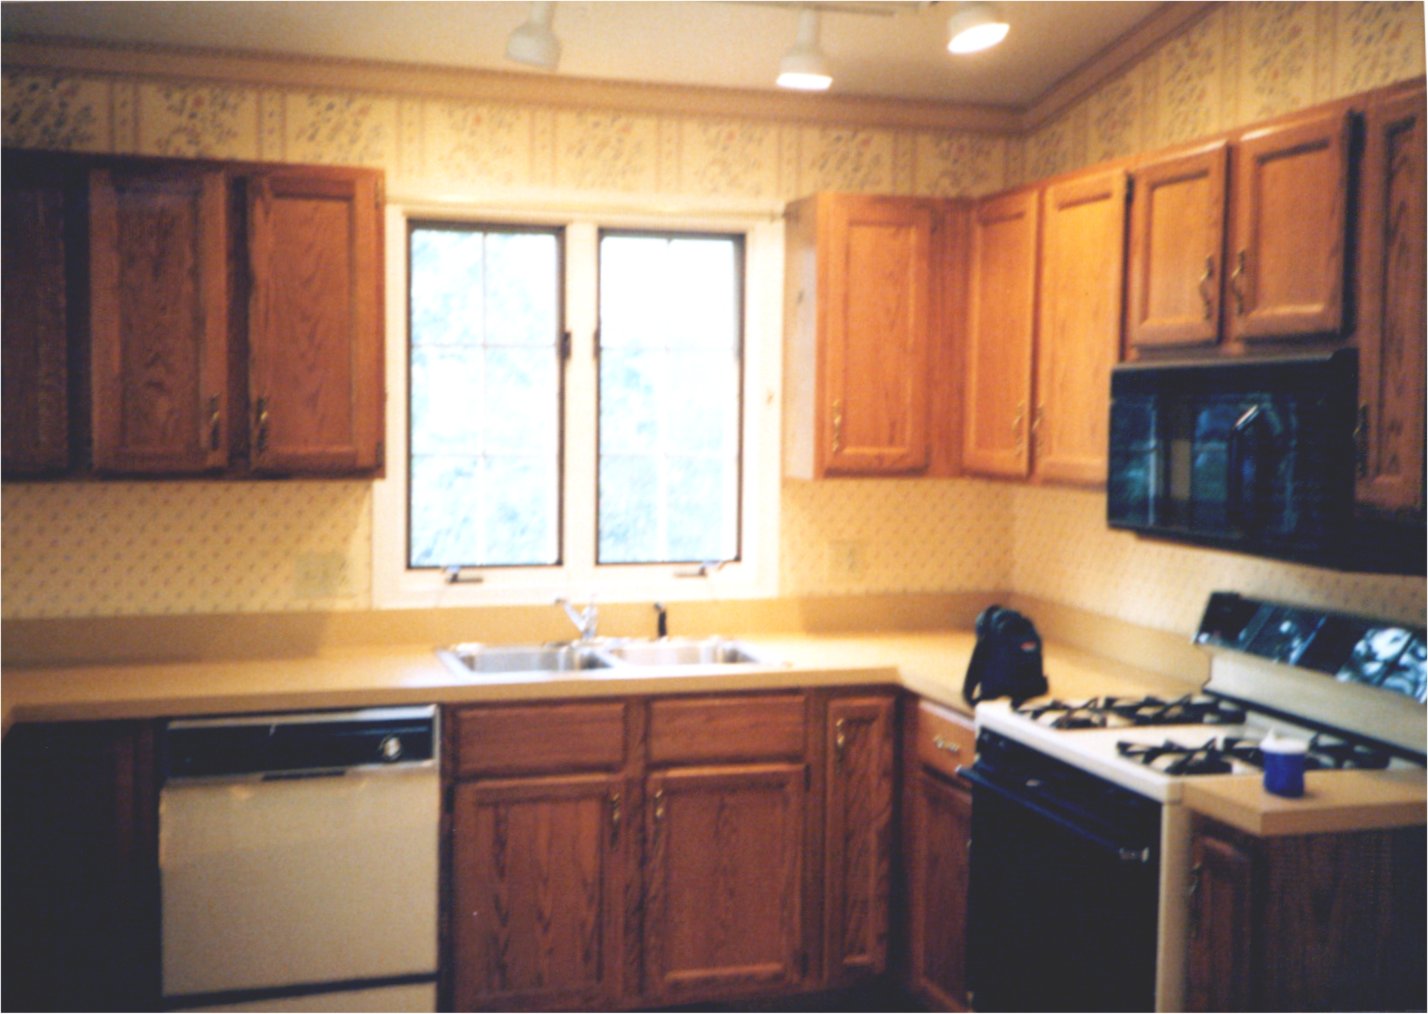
(1019, 0), (1426, 181)
(3, 2), (1425, 629)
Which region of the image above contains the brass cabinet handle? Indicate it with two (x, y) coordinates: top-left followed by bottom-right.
(255, 396), (270, 455)
(834, 717), (848, 763)
(1230, 249), (1247, 316)
(1198, 255), (1215, 320)
(652, 788), (665, 824)
(1011, 401), (1026, 446)
(831, 399), (844, 455)
(1354, 404), (1370, 478)
(609, 790), (622, 842)
(208, 395), (221, 452)
(931, 734), (961, 756)
(1031, 405), (1045, 452)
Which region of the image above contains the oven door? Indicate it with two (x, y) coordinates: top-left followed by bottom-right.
(963, 736), (1161, 1012)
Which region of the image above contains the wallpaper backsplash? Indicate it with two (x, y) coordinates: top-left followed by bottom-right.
(2, 2), (1425, 633)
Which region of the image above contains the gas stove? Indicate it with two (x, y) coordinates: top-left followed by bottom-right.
(965, 593), (1426, 1013)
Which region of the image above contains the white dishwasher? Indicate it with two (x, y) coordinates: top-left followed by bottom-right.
(160, 706), (440, 1012)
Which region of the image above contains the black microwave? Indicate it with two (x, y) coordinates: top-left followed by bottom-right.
(1107, 350), (1424, 574)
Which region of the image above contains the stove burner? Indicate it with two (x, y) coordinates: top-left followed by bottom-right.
(1116, 738), (1234, 775)
(1014, 694), (1248, 729)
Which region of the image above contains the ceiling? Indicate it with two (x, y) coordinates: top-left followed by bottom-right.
(2, 1), (1169, 108)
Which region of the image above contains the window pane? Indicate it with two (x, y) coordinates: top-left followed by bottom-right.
(597, 232), (742, 565)
(408, 224), (561, 569)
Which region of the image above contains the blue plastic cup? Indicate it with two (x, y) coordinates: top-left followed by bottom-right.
(1262, 736), (1307, 797)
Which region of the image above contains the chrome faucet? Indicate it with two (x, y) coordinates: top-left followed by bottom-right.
(556, 596), (599, 642)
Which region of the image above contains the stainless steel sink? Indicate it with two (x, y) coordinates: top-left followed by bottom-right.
(438, 642), (615, 676)
(602, 637), (764, 667)
(436, 636), (770, 679)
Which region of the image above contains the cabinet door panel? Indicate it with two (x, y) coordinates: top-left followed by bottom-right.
(2, 162), (74, 475)
(824, 695), (894, 985)
(913, 769), (972, 1012)
(1185, 832), (1252, 1013)
(89, 167), (228, 473)
(964, 189), (1037, 478)
(1228, 111), (1350, 342)
(823, 196), (933, 474)
(1356, 88), (1426, 516)
(248, 170), (383, 474)
(451, 775), (623, 1010)
(643, 764), (804, 1003)
(1035, 169), (1127, 485)
(1126, 143), (1227, 349)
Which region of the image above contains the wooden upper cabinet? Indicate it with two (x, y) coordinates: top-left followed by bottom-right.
(1034, 169), (1127, 485)
(783, 193), (939, 478)
(823, 695), (895, 986)
(89, 166), (229, 474)
(1355, 86), (1426, 517)
(1227, 110), (1351, 343)
(247, 169), (384, 475)
(2, 154), (77, 476)
(643, 764), (805, 1003)
(1126, 142), (1228, 349)
(963, 188), (1038, 478)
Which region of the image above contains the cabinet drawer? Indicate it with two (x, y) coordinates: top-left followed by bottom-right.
(648, 694), (806, 764)
(916, 700), (975, 781)
(451, 702), (626, 778)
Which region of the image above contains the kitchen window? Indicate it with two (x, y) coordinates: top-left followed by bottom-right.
(374, 206), (781, 607)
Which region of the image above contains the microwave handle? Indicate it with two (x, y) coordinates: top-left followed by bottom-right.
(1227, 404), (1264, 530)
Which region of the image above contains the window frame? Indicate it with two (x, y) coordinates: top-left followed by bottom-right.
(405, 219), (568, 572)
(372, 199), (782, 609)
(594, 227), (747, 568)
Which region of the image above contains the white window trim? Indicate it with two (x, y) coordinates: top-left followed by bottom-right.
(372, 198), (784, 609)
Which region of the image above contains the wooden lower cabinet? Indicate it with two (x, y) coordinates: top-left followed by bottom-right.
(643, 763), (807, 1002)
(1, 720), (161, 1012)
(824, 694), (896, 985)
(445, 689), (899, 1012)
(450, 775), (627, 1011)
(904, 701), (975, 1012)
(1185, 818), (1427, 1012)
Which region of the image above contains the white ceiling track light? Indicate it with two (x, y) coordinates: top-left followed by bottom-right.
(947, 1), (1010, 55)
(777, 8), (833, 92)
(506, 1), (561, 71)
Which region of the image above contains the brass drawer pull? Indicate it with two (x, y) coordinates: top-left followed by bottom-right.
(931, 734), (961, 756)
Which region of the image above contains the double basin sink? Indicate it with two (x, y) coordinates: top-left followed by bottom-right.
(437, 636), (769, 678)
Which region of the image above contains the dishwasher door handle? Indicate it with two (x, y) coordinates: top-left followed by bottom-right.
(961, 766), (1154, 864)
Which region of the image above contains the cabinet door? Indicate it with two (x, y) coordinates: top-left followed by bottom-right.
(964, 189), (1038, 478)
(822, 195), (934, 475)
(911, 769), (972, 1012)
(1227, 111), (1351, 342)
(1, 720), (160, 1011)
(643, 764), (805, 1003)
(1185, 832), (1253, 1013)
(1125, 142), (1228, 349)
(824, 695), (895, 985)
(89, 166), (229, 473)
(1034, 169), (1127, 485)
(2, 157), (75, 476)
(1355, 87), (1426, 517)
(247, 169), (383, 474)
(451, 774), (625, 1010)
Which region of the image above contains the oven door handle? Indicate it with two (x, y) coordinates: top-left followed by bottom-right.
(960, 766), (1154, 864)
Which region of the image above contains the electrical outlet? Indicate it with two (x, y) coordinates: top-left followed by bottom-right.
(293, 552), (349, 599)
(828, 539), (867, 579)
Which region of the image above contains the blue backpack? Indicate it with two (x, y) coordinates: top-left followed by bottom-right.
(962, 605), (1048, 707)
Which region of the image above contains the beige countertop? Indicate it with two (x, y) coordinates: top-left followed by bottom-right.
(4, 627), (1421, 836)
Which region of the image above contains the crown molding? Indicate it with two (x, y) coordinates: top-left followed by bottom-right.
(1020, 1), (1220, 130)
(2, 35), (1022, 135)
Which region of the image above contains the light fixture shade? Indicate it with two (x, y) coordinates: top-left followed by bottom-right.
(777, 8), (832, 91)
(947, 2), (1009, 55)
(506, 1), (561, 70)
